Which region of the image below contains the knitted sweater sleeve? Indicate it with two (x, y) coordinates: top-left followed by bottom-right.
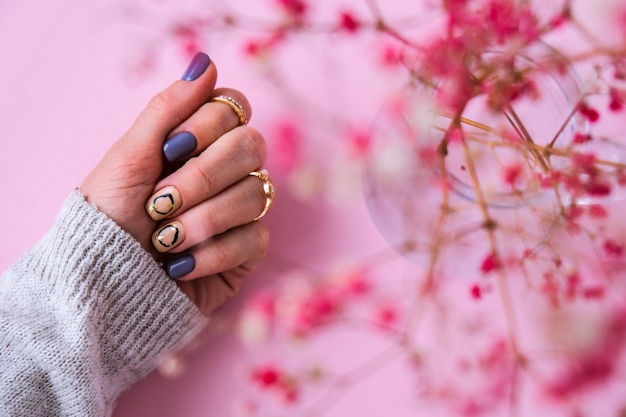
(0, 190), (208, 417)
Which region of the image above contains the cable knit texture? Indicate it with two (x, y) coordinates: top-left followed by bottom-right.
(0, 190), (208, 416)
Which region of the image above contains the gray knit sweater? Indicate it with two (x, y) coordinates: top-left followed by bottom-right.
(0, 190), (208, 416)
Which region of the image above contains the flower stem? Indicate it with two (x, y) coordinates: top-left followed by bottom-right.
(505, 106), (551, 173)
(457, 120), (525, 366)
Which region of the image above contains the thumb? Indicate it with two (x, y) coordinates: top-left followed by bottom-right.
(126, 52), (219, 149)
(79, 53), (218, 246)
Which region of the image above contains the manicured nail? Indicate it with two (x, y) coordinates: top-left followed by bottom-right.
(166, 254), (196, 280)
(145, 186), (182, 221)
(163, 131), (197, 162)
(152, 221), (186, 253)
(181, 52), (211, 81)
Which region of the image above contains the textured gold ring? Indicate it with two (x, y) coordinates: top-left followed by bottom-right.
(248, 169), (275, 221)
(210, 95), (248, 126)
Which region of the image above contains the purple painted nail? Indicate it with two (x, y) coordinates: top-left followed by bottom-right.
(181, 52), (211, 81)
(166, 254), (196, 280)
(163, 131), (197, 162)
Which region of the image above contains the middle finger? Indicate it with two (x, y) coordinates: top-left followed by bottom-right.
(146, 125), (267, 221)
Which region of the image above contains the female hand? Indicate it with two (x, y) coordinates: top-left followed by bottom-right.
(80, 53), (271, 316)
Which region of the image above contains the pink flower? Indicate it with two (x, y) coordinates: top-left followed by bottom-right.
(252, 365), (280, 388)
(560, 153), (613, 197)
(339, 270), (371, 296)
(483, 0), (539, 44)
(480, 253), (501, 274)
(470, 284), (482, 300)
(541, 273), (560, 307)
(603, 238), (624, 257)
(274, 0), (308, 22)
(588, 204), (608, 218)
(250, 364), (300, 404)
(578, 102), (600, 123)
(501, 162), (523, 187)
(609, 88), (624, 112)
(249, 293), (277, 318)
(374, 304), (398, 327)
(618, 169), (626, 186)
(484, 76), (539, 111)
(549, 11), (570, 29)
(547, 354), (613, 398)
(572, 132), (592, 145)
(290, 288), (341, 336)
(346, 128), (371, 157)
(565, 205), (584, 221)
(338, 11), (361, 34)
(172, 24), (201, 59)
(582, 286), (605, 300)
(546, 308), (626, 397)
(565, 271), (581, 299)
(572, 152), (597, 171)
(378, 43), (403, 67)
(243, 39), (263, 57)
(584, 180), (611, 197)
(242, 31), (286, 58)
(270, 118), (303, 174)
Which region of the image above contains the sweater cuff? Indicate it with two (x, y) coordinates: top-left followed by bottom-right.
(28, 190), (208, 393)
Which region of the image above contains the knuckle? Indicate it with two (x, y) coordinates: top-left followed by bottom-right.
(212, 242), (233, 269)
(206, 106), (231, 135)
(223, 276), (242, 296)
(237, 127), (267, 167)
(252, 223), (270, 259)
(199, 209), (217, 238)
(189, 161), (218, 197)
(146, 91), (184, 125)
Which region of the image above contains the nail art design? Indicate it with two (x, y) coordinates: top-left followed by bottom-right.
(181, 52), (211, 81)
(152, 222), (185, 253)
(166, 254), (196, 280)
(146, 186), (182, 221)
(149, 194), (174, 216)
(163, 131), (197, 162)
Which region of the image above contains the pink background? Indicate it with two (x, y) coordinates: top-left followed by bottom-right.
(0, 0), (418, 416)
(3, 1), (625, 416)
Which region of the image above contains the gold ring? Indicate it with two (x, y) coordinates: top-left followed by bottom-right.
(210, 95), (248, 126)
(248, 169), (275, 221)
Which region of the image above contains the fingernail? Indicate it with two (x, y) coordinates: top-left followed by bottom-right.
(163, 131), (197, 162)
(152, 221), (186, 253)
(166, 254), (196, 280)
(181, 52), (211, 81)
(145, 186), (182, 221)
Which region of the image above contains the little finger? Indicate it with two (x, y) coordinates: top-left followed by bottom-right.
(164, 221), (269, 281)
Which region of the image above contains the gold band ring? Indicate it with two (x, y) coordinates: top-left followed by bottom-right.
(249, 169), (275, 221)
(210, 95), (248, 126)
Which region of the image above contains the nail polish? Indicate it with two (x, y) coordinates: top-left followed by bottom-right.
(152, 221), (185, 253)
(181, 52), (211, 81)
(166, 254), (196, 280)
(163, 131), (197, 162)
(146, 186), (182, 221)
